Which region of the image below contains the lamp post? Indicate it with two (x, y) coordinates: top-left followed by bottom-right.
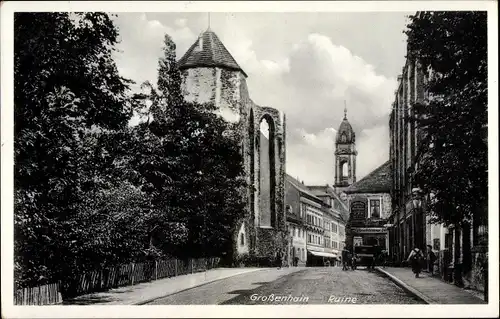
(411, 188), (423, 249)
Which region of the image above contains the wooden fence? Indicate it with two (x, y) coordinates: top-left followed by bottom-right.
(14, 257), (220, 305)
(14, 282), (63, 305)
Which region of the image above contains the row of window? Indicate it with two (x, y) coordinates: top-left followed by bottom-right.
(289, 225), (305, 239)
(323, 236), (340, 250)
(307, 233), (322, 245)
(289, 225), (345, 241)
(289, 203), (347, 231)
(306, 213), (322, 227)
(332, 223), (338, 233)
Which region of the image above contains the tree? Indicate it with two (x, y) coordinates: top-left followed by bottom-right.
(131, 34), (246, 259)
(405, 12), (488, 227)
(14, 12), (139, 289)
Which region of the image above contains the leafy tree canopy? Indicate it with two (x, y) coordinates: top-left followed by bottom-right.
(406, 12), (488, 226)
(14, 12), (247, 292)
(131, 34), (247, 259)
(14, 12), (139, 289)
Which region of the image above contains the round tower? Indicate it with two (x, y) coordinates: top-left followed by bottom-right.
(177, 29), (249, 123)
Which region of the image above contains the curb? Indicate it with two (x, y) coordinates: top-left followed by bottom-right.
(134, 268), (266, 305)
(375, 267), (435, 304)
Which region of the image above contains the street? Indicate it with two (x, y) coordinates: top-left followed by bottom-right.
(146, 267), (424, 305)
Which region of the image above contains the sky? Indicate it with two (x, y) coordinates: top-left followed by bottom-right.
(111, 12), (412, 185)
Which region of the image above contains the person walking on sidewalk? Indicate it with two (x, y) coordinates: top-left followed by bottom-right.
(379, 249), (389, 268)
(341, 247), (350, 270)
(351, 252), (358, 270)
(407, 247), (424, 278)
(426, 245), (436, 275)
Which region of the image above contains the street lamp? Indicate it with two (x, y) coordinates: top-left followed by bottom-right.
(412, 188), (423, 249)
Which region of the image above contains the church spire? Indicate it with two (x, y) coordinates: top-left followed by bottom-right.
(344, 100), (347, 119)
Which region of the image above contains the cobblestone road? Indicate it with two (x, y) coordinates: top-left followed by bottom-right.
(147, 267), (424, 305)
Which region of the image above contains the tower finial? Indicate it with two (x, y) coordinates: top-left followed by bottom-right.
(344, 100), (347, 119)
(207, 12), (211, 30)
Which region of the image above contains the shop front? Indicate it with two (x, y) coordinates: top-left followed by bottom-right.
(350, 227), (388, 250)
(307, 250), (338, 267)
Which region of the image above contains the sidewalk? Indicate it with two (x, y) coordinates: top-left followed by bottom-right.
(376, 267), (486, 304)
(63, 267), (265, 305)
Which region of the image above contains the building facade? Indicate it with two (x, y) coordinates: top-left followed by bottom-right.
(343, 161), (392, 250)
(178, 29), (288, 264)
(285, 175), (308, 266)
(309, 185), (349, 265)
(388, 53), (430, 264)
(388, 49), (487, 292)
(285, 177), (346, 266)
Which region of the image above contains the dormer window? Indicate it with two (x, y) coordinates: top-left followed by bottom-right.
(194, 36), (203, 52)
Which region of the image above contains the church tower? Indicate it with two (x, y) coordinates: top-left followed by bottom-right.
(334, 105), (357, 190)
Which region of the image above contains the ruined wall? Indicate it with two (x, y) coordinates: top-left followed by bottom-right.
(181, 67), (246, 123)
(251, 106), (287, 258)
(220, 69), (243, 111)
(181, 68), (217, 105)
(180, 64), (287, 263)
(259, 132), (272, 226)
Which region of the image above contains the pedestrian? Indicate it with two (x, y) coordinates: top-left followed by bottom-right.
(426, 245), (436, 275)
(341, 247), (349, 271)
(275, 250), (282, 270)
(380, 249), (388, 268)
(371, 247), (379, 270)
(351, 252), (357, 270)
(407, 247), (424, 278)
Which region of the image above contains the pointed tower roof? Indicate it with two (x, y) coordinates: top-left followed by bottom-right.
(178, 29), (247, 77)
(336, 106), (355, 144)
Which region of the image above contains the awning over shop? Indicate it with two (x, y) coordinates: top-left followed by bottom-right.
(308, 250), (338, 258)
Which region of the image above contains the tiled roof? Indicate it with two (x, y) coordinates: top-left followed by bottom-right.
(308, 185), (349, 221)
(286, 175), (322, 203)
(177, 29), (247, 77)
(344, 160), (392, 194)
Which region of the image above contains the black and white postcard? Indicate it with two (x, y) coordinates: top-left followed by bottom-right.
(1, 1), (498, 318)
